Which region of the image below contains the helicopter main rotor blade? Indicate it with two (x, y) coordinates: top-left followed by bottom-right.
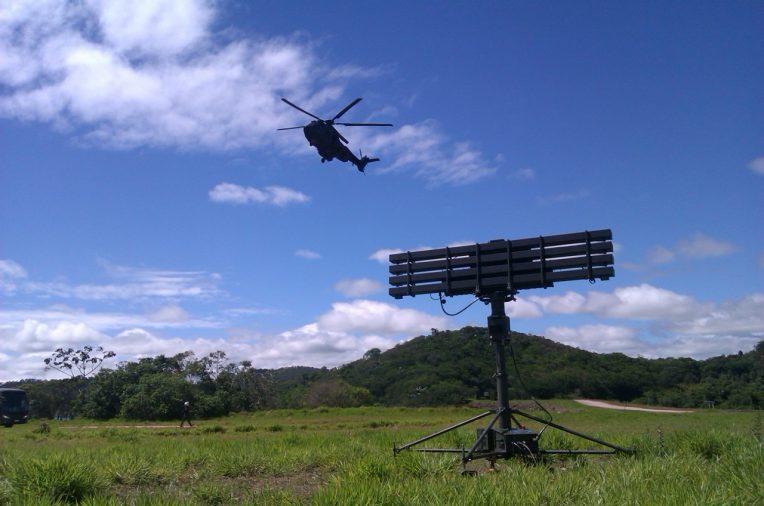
(332, 98), (362, 121)
(277, 126), (306, 130)
(281, 98), (322, 121)
(334, 122), (394, 127)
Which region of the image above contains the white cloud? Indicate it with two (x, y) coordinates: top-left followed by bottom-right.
(209, 183), (309, 206)
(295, 249), (321, 260)
(748, 156), (764, 175)
(536, 190), (590, 205)
(0, 306), (221, 333)
(505, 298), (543, 318)
(0, 0), (497, 185)
(531, 284), (703, 320)
(369, 248), (403, 264)
(0, 259), (26, 279)
(87, 0), (213, 57)
(585, 284), (704, 320)
(545, 324), (643, 354)
(110, 300), (441, 369)
(262, 324), (395, 369)
(360, 121), (496, 185)
(0, 0), (333, 150)
(675, 233), (737, 258)
(23, 262), (222, 301)
(0, 259), (27, 294)
(3, 319), (107, 353)
(642, 335), (761, 359)
(543, 324), (759, 359)
(334, 278), (382, 298)
(369, 245), (433, 264)
(527, 285), (763, 358)
(646, 245), (676, 264)
(663, 293), (764, 336)
(507, 167), (535, 181)
(148, 304), (189, 323)
(648, 233), (736, 264)
(0, 297), (448, 379)
(318, 299), (447, 336)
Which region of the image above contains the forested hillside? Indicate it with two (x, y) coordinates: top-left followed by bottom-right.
(4, 327), (761, 420)
(337, 327), (762, 409)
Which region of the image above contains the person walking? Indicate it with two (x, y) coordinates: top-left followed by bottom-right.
(180, 401), (193, 427)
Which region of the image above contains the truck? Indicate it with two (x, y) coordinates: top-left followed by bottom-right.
(0, 388), (29, 427)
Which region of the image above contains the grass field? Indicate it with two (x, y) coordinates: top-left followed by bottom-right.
(0, 401), (761, 505)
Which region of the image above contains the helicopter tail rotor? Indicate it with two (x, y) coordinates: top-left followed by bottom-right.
(355, 150), (380, 173)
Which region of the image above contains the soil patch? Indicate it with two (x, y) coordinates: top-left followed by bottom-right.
(575, 399), (693, 413)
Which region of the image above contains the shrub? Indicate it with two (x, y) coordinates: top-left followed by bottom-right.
(303, 378), (372, 408)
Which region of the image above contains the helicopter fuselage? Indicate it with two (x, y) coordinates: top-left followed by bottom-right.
(278, 97), (389, 172)
(303, 120), (357, 164)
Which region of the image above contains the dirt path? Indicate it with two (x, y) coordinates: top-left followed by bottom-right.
(61, 424), (187, 429)
(575, 399), (693, 413)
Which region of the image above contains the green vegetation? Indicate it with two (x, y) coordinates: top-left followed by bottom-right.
(6, 328), (762, 422)
(337, 328), (762, 409)
(0, 403), (760, 504)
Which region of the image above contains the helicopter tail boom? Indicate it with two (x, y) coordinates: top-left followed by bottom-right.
(355, 155), (380, 173)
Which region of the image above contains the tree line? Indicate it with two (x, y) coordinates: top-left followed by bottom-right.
(4, 327), (761, 420)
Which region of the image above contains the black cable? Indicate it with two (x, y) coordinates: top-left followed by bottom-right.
(437, 292), (480, 316)
(506, 319), (553, 436)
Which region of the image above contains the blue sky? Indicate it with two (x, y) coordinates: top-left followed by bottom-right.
(1, 0), (762, 380)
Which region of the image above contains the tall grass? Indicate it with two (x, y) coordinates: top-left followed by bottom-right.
(7, 454), (104, 503)
(0, 402), (759, 504)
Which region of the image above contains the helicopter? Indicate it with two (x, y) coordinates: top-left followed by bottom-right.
(278, 97), (393, 173)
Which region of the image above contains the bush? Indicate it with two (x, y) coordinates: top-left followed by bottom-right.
(303, 378), (372, 408)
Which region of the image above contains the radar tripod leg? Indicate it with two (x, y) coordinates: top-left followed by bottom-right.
(393, 292), (523, 464)
(393, 410), (493, 454)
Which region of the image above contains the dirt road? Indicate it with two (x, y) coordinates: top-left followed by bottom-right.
(575, 399), (693, 414)
(61, 424), (187, 429)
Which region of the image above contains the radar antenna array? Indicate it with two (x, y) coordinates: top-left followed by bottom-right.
(387, 228), (632, 472)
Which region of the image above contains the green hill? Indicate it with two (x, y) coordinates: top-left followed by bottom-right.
(337, 327), (763, 409)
